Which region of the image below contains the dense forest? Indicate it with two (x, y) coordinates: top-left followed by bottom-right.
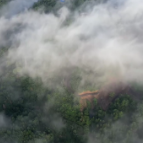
(0, 0), (143, 143)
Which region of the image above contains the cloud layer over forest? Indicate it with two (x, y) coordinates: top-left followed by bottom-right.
(1, 0), (143, 88)
(0, 1), (143, 143)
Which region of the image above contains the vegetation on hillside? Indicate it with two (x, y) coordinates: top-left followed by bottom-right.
(0, 47), (143, 143)
(32, 0), (107, 12)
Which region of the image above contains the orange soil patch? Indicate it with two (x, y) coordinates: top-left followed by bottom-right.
(78, 80), (134, 111)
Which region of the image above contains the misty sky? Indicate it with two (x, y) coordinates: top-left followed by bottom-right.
(0, 0), (143, 87)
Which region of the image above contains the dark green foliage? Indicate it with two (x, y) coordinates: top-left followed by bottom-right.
(0, 62), (142, 143)
(0, 62), (143, 143)
(33, 0), (56, 12)
(32, 0), (107, 13)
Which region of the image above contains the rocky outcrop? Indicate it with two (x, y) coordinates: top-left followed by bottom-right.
(78, 81), (136, 111)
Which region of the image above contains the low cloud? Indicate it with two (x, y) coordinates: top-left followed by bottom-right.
(0, 0), (141, 90)
(0, 0), (39, 18)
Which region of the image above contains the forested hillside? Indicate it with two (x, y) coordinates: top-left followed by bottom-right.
(32, 0), (107, 12)
(0, 0), (143, 143)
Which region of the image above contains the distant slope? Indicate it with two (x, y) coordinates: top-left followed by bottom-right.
(0, 0), (11, 7)
(0, 0), (40, 18)
(32, 0), (56, 12)
(32, 0), (107, 13)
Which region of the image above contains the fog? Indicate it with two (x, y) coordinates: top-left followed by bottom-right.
(0, 0), (39, 18)
(0, 0), (141, 90)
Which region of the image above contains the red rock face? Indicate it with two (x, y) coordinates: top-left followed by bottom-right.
(79, 91), (99, 111)
(78, 80), (131, 111)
